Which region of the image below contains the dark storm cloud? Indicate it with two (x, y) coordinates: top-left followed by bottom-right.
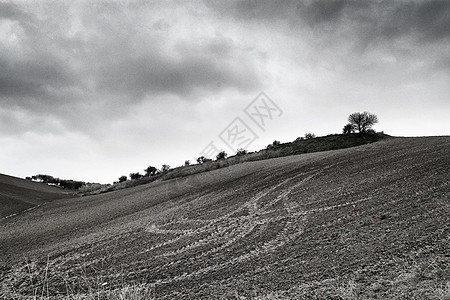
(0, 2), (32, 25)
(0, 3), (73, 99)
(0, 2), (82, 106)
(298, 0), (346, 25)
(0, 2), (264, 136)
(350, 0), (450, 48)
(207, 0), (450, 43)
(0, 55), (76, 99)
(204, 0), (349, 25)
(1, 0), (448, 137)
(95, 40), (260, 99)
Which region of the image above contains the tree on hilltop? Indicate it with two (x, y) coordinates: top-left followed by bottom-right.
(348, 112), (378, 133)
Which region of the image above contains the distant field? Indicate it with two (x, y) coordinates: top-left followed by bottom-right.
(1, 137), (449, 299)
(0, 174), (72, 219)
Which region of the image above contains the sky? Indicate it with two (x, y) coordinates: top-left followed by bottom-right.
(1, 0), (449, 184)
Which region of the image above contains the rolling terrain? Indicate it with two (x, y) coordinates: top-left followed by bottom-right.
(1, 137), (449, 299)
(0, 174), (71, 219)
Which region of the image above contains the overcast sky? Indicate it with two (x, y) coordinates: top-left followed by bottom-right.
(1, 0), (449, 183)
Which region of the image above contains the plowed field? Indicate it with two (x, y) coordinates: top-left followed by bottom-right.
(1, 137), (449, 299)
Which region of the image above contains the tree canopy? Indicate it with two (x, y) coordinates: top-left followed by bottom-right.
(348, 112), (378, 133)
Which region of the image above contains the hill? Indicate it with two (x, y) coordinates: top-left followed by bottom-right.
(1, 137), (449, 299)
(0, 174), (72, 219)
(93, 132), (388, 195)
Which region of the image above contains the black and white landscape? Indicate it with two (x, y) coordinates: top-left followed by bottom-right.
(1, 1), (449, 299)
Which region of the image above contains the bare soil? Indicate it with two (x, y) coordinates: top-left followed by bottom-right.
(1, 137), (449, 299)
(0, 174), (71, 219)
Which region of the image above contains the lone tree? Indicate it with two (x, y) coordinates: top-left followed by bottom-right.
(348, 112), (378, 133)
(118, 175), (127, 183)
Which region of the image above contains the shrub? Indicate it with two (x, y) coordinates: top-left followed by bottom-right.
(236, 148), (248, 156)
(216, 151), (228, 160)
(144, 166), (158, 176)
(366, 129), (376, 135)
(129, 172), (143, 180)
(197, 156), (212, 164)
(342, 123), (356, 134)
(267, 140), (281, 150)
(161, 164), (171, 173)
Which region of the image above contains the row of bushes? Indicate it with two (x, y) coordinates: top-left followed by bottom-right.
(43, 111), (381, 195)
(81, 112), (382, 195)
(26, 174), (85, 190)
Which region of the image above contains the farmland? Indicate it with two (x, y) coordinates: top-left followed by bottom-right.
(0, 174), (71, 219)
(1, 137), (449, 299)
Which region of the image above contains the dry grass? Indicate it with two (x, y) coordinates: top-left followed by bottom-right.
(2, 249), (448, 299)
(432, 282), (450, 300)
(4, 285), (154, 300)
(1, 258), (155, 300)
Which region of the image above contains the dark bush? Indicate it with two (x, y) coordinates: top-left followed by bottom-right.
(144, 166), (158, 176)
(197, 156), (212, 164)
(304, 133), (315, 139)
(161, 164), (171, 173)
(236, 148), (248, 156)
(267, 140), (281, 150)
(129, 172), (143, 180)
(216, 151), (228, 160)
(342, 124), (355, 134)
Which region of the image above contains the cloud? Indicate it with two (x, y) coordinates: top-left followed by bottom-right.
(94, 38), (262, 99)
(0, 1), (265, 137)
(207, 0), (450, 93)
(206, 0), (450, 44)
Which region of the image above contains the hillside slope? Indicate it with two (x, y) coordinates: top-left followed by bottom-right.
(1, 137), (449, 299)
(0, 174), (72, 218)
